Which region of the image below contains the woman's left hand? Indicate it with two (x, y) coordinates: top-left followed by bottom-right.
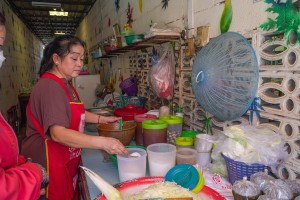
(101, 116), (122, 123)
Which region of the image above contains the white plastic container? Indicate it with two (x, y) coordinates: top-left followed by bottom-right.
(117, 148), (147, 182)
(194, 134), (213, 152)
(196, 152), (211, 167)
(147, 143), (176, 176)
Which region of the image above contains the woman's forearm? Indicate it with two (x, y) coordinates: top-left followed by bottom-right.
(49, 125), (128, 154)
(50, 125), (103, 148)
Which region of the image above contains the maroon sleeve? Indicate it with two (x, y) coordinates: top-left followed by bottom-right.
(29, 78), (72, 135)
(0, 162), (43, 200)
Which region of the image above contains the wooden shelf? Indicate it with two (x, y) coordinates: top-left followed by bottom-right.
(98, 34), (180, 58)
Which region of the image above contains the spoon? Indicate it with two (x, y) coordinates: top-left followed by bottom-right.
(119, 119), (123, 130)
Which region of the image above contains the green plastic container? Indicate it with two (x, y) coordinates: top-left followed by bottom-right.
(175, 137), (194, 148)
(125, 34), (144, 45)
(142, 119), (168, 147)
(181, 130), (197, 139)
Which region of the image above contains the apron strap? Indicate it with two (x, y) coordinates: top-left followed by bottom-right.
(41, 72), (74, 102)
(27, 102), (45, 139)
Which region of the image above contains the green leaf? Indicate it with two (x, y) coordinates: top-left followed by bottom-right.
(220, 0), (233, 33)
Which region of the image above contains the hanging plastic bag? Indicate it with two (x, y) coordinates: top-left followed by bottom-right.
(149, 45), (175, 100)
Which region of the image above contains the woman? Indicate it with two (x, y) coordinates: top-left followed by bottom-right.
(21, 35), (128, 200)
(0, 11), (46, 200)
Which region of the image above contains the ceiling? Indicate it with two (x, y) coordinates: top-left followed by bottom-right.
(5, 0), (96, 44)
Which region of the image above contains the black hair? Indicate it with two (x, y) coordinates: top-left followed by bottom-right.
(38, 35), (86, 77)
(0, 10), (5, 26)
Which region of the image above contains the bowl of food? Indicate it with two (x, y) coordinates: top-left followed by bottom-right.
(97, 176), (225, 200)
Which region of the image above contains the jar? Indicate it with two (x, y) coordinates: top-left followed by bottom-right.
(181, 130), (197, 140)
(134, 114), (157, 146)
(175, 106), (183, 118)
(142, 119), (168, 147)
(114, 104), (148, 121)
(175, 137), (194, 150)
(176, 148), (197, 165)
(159, 115), (183, 145)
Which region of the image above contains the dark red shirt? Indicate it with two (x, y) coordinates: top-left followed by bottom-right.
(21, 77), (79, 167)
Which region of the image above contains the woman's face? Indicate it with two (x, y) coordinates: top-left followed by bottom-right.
(55, 44), (84, 80)
(0, 25), (6, 47)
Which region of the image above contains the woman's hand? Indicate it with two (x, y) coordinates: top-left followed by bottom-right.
(101, 137), (128, 155)
(40, 188), (46, 196)
(100, 116), (122, 124)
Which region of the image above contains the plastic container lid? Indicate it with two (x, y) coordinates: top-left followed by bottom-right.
(165, 164), (199, 190)
(159, 115), (183, 124)
(114, 104), (148, 120)
(134, 114), (157, 123)
(181, 130), (197, 138)
(175, 137), (194, 146)
(142, 119), (168, 130)
(191, 170), (205, 193)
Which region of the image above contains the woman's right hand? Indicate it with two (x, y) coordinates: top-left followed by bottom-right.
(40, 188), (46, 196)
(101, 137), (128, 155)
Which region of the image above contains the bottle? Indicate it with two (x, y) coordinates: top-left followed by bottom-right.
(175, 106), (183, 118)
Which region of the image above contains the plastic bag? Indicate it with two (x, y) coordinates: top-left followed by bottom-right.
(284, 179), (300, 197)
(149, 46), (175, 100)
(232, 177), (261, 199)
(262, 179), (293, 200)
(250, 169), (275, 190)
(216, 125), (288, 166)
(201, 169), (233, 199)
(144, 23), (181, 39)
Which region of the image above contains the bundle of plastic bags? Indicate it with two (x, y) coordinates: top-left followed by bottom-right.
(149, 46), (175, 100)
(212, 125), (288, 167)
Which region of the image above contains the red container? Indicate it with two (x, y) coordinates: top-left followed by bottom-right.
(134, 114), (157, 146)
(114, 104), (148, 121)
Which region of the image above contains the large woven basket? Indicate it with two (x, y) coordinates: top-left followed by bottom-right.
(97, 121), (137, 146)
(222, 153), (270, 185)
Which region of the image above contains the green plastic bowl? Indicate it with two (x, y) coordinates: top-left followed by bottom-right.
(109, 145), (146, 168)
(125, 34), (144, 45)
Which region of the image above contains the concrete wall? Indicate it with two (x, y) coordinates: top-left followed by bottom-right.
(0, 1), (43, 118)
(76, 0), (270, 95)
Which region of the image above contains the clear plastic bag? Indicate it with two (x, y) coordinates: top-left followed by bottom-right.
(149, 46), (175, 100)
(218, 125), (288, 166)
(250, 170), (275, 190)
(284, 179), (300, 197)
(257, 194), (274, 200)
(262, 179), (293, 200)
(232, 177), (261, 199)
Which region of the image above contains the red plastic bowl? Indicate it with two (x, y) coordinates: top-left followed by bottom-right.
(97, 176), (225, 200)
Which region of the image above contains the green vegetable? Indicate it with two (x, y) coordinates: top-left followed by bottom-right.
(220, 0), (233, 33)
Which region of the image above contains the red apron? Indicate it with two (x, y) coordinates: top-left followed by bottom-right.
(27, 72), (85, 200)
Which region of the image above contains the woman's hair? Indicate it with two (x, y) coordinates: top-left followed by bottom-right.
(38, 35), (85, 77)
(0, 10), (5, 26)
